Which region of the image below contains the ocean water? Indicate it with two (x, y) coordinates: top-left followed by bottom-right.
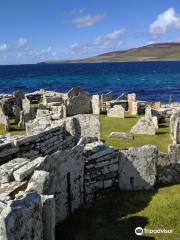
(0, 61), (180, 103)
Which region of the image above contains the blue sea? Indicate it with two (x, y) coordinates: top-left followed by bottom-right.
(0, 61), (180, 103)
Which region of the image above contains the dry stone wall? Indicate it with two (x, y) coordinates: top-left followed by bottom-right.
(0, 140), (180, 240)
(157, 144), (180, 185)
(0, 107), (180, 240)
(0, 125), (75, 164)
(84, 142), (119, 202)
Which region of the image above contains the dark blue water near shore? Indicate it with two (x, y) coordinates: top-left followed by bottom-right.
(0, 61), (180, 102)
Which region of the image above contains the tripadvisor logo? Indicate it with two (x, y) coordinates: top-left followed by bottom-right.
(135, 227), (143, 236)
(135, 227), (174, 236)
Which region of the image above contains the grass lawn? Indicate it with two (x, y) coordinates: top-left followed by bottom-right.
(56, 185), (180, 240)
(100, 115), (171, 153)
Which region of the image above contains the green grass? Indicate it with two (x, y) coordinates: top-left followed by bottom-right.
(0, 124), (6, 135)
(0, 118), (26, 137)
(100, 115), (171, 153)
(56, 185), (180, 240)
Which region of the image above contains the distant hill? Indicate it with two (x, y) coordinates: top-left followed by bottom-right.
(40, 42), (180, 64)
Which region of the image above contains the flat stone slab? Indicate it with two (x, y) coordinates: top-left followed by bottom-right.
(0, 158), (30, 183)
(84, 141), (105, 153)
(109, 132), (134, 140)
(119, 145), (159, 190)
(13, 157), (45, 182)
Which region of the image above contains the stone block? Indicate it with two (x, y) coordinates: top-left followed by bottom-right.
(74, 114), (100, 140)
(92, 95), (100, 115)
(0, 158), (30, 183)
(13, 157), (45, 182)
(109, 132), (134, 140)
(119, 145), (159, 190)
(26, 170), (51, 195)
(107, 105), (124, 118)
(0, 191), (43, 240)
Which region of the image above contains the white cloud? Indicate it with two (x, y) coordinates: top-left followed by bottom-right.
(94, 29), (126, 47)
(71, 28), (126, 54)
(17, 38), (28, 47)
(71, 43), (88, 54)
(149, 8), (180, 36)
(72, 14), (105, 28)
(0, 43), (8, 51)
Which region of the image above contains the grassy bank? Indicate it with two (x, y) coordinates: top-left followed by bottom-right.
(100, 115), (171, 153)
(56, 185), (180, 240)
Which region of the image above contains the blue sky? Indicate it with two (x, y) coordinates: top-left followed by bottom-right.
(0, 0), (180, 64)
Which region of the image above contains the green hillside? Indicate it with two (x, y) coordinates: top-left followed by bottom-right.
(41, 42), (180, 64)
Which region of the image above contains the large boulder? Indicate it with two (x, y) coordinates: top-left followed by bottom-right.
(119, 145), (159, 190)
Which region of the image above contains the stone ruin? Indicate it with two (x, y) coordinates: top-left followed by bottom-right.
(1, 87), (174, 139)
(0, 87), (179, 239)
(101, 91), (112, 103)
(0, 90), (36, 132)
(66, 87), (92, 116)
(0, 112), (179, 240)
(131, 105), (157, 135)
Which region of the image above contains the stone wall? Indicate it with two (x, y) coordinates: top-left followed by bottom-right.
(0, 140), (180, 240)
(84, 142), (119, 202)
(73, 114), (100, 141)
(0, 125), (75, 164)
(27, 145), (85, 223)
(156, 144), (180, 185)
(0, 110), (180, 240)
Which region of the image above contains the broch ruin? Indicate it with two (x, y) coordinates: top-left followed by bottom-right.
(0, 87), (179, 240)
